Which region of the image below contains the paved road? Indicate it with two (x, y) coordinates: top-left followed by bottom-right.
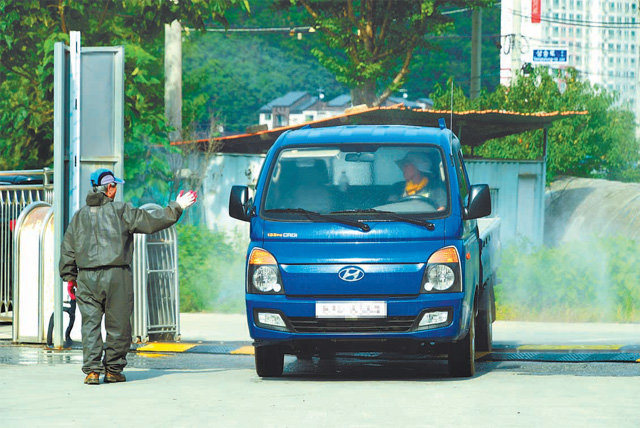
(2, 315), (639, 426)
(1, 345), (639, 427)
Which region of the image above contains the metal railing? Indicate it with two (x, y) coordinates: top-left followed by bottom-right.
(0, 169), (54, 321)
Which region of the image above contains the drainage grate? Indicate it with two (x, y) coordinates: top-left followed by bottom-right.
(487, 352), (640, 363)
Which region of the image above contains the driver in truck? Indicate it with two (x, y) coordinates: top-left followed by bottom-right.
(396, 152), (447, 211)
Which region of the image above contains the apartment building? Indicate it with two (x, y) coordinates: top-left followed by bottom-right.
(501, 0), (640, 123)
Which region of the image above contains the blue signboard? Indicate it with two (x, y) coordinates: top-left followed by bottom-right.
(532, 49), (568, 64)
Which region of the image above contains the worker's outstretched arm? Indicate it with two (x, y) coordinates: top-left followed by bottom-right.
(123, 190), (197, 234)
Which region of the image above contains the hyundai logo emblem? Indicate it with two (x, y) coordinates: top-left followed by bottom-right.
(338, 266), (365, 282)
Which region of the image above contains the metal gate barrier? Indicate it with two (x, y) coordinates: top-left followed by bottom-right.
(12, 202), (55, 342)
(0, 169), (54, 322)
(132, 204), (180, 342)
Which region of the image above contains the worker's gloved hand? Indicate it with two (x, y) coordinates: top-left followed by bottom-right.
(67, 280), (77, 300)
(176, 190), (197, 209)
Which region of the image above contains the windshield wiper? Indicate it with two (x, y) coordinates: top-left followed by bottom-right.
(264, 208), (371, 232)
(331, 209), (435, 231)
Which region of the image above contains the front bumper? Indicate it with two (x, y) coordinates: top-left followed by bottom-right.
(246, 293), (467, 345)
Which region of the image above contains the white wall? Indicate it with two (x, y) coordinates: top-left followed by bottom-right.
(202, 153), (266, 240)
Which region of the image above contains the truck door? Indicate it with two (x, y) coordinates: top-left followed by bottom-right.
(453, 149), (480, 298)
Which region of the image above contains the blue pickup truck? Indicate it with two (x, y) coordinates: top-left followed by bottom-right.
(229, 124), (499, 378)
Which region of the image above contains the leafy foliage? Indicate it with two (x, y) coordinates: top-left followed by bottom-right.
(177, 224), (245, 312)
(495, 237), (640, 322)
(0, 0), (248, 198)
(277, 0), (493, 106)
(430, 68), (640, 182)
(182, 31), (346, 134)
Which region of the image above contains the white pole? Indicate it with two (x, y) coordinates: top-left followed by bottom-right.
(165, 20), (182, 142)
(69, 31), (81, 218)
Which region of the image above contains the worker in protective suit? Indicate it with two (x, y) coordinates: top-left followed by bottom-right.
(59, 168), (196, 385)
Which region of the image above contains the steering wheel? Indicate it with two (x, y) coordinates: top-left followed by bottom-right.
(398, 194), (439, 210)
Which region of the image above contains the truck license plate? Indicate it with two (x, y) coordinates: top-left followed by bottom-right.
(315, 301), (387, 319)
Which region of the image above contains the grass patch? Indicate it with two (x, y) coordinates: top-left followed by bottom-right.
(495, 236), (640, 322)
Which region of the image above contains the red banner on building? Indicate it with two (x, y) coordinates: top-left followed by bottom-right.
(532, 0), (541, 23)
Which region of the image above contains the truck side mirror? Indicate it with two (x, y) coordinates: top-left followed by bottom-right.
(229, 185), (251, 222)
(465, 184), (491, 219)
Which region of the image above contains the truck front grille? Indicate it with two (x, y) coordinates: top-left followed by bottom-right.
(288, 316), (416, 333)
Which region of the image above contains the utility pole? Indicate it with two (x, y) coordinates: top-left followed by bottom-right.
(165, 20), (182, 141)
(470, 8), (482, 100)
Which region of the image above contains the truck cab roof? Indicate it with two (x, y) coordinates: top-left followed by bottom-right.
(274, 125), (458, 153)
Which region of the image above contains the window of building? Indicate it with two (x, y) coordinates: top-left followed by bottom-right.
(264, 113), (272, 121)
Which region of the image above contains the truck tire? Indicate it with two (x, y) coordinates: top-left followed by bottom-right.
(475, 308), (493, 352)
(255, 345), (284, 377)
(448, 314), (476, 377)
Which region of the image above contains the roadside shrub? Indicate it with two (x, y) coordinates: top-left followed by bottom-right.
(495, 236), (640, 322)
(176, 224), (245, 312)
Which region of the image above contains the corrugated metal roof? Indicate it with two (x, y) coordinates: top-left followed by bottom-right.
(174, 105), (587, 154)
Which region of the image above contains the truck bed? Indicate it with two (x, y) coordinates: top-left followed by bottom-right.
(477, 217), (501, 285)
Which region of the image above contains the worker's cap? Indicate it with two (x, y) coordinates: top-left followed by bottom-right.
(396, 152), (432, 173)
(90, 168), (125, 186)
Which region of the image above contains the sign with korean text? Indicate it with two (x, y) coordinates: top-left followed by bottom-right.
(531, 49), (568, 65)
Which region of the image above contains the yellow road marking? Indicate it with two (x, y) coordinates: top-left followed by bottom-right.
(475, 351), (490, 359)
(517, 345), (622, 351)
(136, 343), (196, 353)
(136, 352), (171, 358)
(231, 345), (255, 355)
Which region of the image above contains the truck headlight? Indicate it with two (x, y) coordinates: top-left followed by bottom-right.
(253, 266), (282, 292)
(421, 246), (462, 293)
(425, 265), (455, 291)
(247, 248), (284, 294)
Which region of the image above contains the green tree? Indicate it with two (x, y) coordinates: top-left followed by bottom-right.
(0, 0), (249, 199)
(430, 68), (640, 182)
(276, 0), (492, 106)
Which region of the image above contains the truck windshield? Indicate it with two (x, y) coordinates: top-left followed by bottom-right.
(263, 145), (449, 217)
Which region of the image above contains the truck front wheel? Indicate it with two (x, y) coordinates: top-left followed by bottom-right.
(475, 308), (493, 352)
(448, 314), (476, 377)
(255, 345), (284, 377)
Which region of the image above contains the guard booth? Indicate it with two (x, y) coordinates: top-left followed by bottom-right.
(11, 202), (180, 344)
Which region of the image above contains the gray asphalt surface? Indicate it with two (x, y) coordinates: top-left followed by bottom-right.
(1, 345), (639, 427)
